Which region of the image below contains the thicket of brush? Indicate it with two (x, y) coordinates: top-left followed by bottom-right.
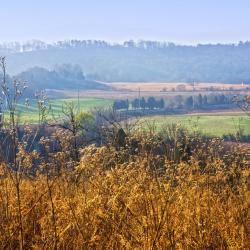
(0, 127), (250, 249)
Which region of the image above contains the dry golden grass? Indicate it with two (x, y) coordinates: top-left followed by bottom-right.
(0, 131), (249, 249)
(110, 82), (247, 92)
(53, 82), (248, 100)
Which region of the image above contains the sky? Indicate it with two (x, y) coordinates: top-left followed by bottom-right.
(0, 0), (250, 44)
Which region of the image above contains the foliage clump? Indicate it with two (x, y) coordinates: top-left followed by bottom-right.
(0, 130), (249, 249)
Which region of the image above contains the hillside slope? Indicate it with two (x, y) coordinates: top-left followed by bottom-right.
(15, 65), (110, 92)
(2, 40), (250, 83)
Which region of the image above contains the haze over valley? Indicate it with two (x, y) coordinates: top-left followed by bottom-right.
(2, 40), (250, 85)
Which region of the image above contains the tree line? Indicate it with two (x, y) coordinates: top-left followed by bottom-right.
(2, 39), (250, 53)
(179, 93), (231, 109)
(113, 94), (232, 112)
(3, 39), (250, 82)
(113, 97), (165, 110)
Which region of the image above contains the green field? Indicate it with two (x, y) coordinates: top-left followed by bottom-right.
(12, 97), (250, 137)
(16, 97), (113, 123)
(139, 114), (250, 137)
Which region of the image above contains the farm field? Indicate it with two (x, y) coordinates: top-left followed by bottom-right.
(109, 82), (249, 92)
(107, 82), (250, 99)
(16, 97), (113, 123)
(138, 114), (250, 137)
(11, 93), (250, 138)
(51, 82), (250, 101)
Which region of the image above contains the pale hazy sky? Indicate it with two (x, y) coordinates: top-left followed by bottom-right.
(1, 0), (250, 44)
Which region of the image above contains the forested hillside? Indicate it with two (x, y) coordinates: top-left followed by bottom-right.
(16, 64), (110, 91)
(0, 63), (110, 97)
(2, 40), (250, 83)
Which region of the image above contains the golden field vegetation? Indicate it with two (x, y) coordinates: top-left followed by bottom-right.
(0, 126), (250, 249)
(109, 82), (247, 92)
(54, 82), (248, 100)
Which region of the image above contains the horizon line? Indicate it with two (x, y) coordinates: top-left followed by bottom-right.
(0, 38), (250, 47)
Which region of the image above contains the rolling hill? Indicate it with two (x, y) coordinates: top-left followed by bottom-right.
(2, 40), (250, 83)
(15, 65), (111, 93)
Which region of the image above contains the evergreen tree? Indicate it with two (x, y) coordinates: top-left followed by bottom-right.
(159, 98), (165, 109)
(197, 94), (203, 108)
(147, 97), (157, 109)
(203, 95), (208, 106)
(141, 97), (146, 109)
(185, 96), (194, 109)
(132, 98), (140, 109)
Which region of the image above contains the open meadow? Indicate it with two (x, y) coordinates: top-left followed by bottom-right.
(48, 83), (250, 138)
(14, 91), (250, 138)
(137, 113), (250, 137)
(16, 97), (113, 123)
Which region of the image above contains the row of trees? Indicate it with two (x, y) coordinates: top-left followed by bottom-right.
(2, 39), (250, 53)
(132, 97), (165, 110)
(180, 94), (231, 109)
(113, 97), (165, 110)
(112, 100), (129, 110)
(113, 94), (232, 112)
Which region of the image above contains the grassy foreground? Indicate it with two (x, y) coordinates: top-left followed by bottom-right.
(140, 114), (250, 137)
